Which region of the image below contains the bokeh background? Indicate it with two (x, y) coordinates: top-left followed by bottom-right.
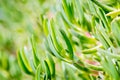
(1, 0), (120, 80)
(0, 0), (57, 80)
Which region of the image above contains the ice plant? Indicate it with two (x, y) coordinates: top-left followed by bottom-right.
(17, 0), (120, 80)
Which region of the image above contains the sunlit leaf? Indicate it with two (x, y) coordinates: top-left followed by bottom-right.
(17, 50), (33, 74)
(46, 54), (55, 77)
(60, 29), (74, 60)
(44, 60), (51, 80)
(35, 64), (41, 80)
(30, 36), (40, 69)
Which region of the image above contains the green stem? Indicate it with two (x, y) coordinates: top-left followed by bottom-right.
(73, 60), (103, 72)
(85, 63), (103, 71)
(82, 44), (103, 54)
(73, 62), (90, 72)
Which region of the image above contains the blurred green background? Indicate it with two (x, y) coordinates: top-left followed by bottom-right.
(0, 0), (57, 80)
(1, 0), (120, 80)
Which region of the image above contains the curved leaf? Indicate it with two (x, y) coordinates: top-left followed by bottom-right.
(30, 37), (40, 68)
(44, 60), (51, 80)
(17, 50), (33, 74)
(47, 55), (55, 77)
(60, 29), (73, 60)
(35, 64), (41, 80)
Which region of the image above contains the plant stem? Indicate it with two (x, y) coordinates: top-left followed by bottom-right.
(82, 44), (103, 54)
(85, 63), (103, 71)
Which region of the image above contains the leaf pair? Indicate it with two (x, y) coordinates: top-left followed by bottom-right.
(91, 0), (115, 12)
(73, 0), (85, 25)
(89, 3), (111, 32)
(98, 49), (120, 80)
(35, 55), (55, 80)
(94, 21), (113, 49)
(17, 48), (33, 74)
(62, 0), (74, 22)
(30, 36), (40, 69)
(46, 19), (74, 61)
(44, 55), (55, 80)
(97, 8), (110, 32)
(17, 37), (41, 75)
(71, 30), (96, 48)
(60, 29), (74, 60)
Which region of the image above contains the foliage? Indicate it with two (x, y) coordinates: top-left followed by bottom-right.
(1, 0), (120, 80)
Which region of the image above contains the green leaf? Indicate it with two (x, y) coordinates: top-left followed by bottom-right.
(60, 12), (84, 33)
(44, 60), (51, 80)
(98, 49), (120, 80)
(91, 0), (115, 12)
(50, 19), (62, 53)
(47, 35), (64, 60)
(62, 0), (74, 22)
(47, 35), (72, 63)
(106, 10), (120, 18)
(35, 64), (41, 80)
(30, 36), (40, 69)
(43, 18), (49, 36)
(111, 17), (120, 45)
(60, 29), (74, 60)
(87, 0), (97, 16)
(73, 62), (90, 72)
(17, 50), (33, 74)
(82, 44), (102, 54)
(62, 62), (82, 80)
(98, 48), (120, 60)
(73, 0), (85, 25)
(98, 23), (113, 47)
(95, 27), (109, 49)
(45, 38), (55, 56)
(46, 54), (55, 77)
(71, 30), (96, 44)
(97, 8), (110, 32)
